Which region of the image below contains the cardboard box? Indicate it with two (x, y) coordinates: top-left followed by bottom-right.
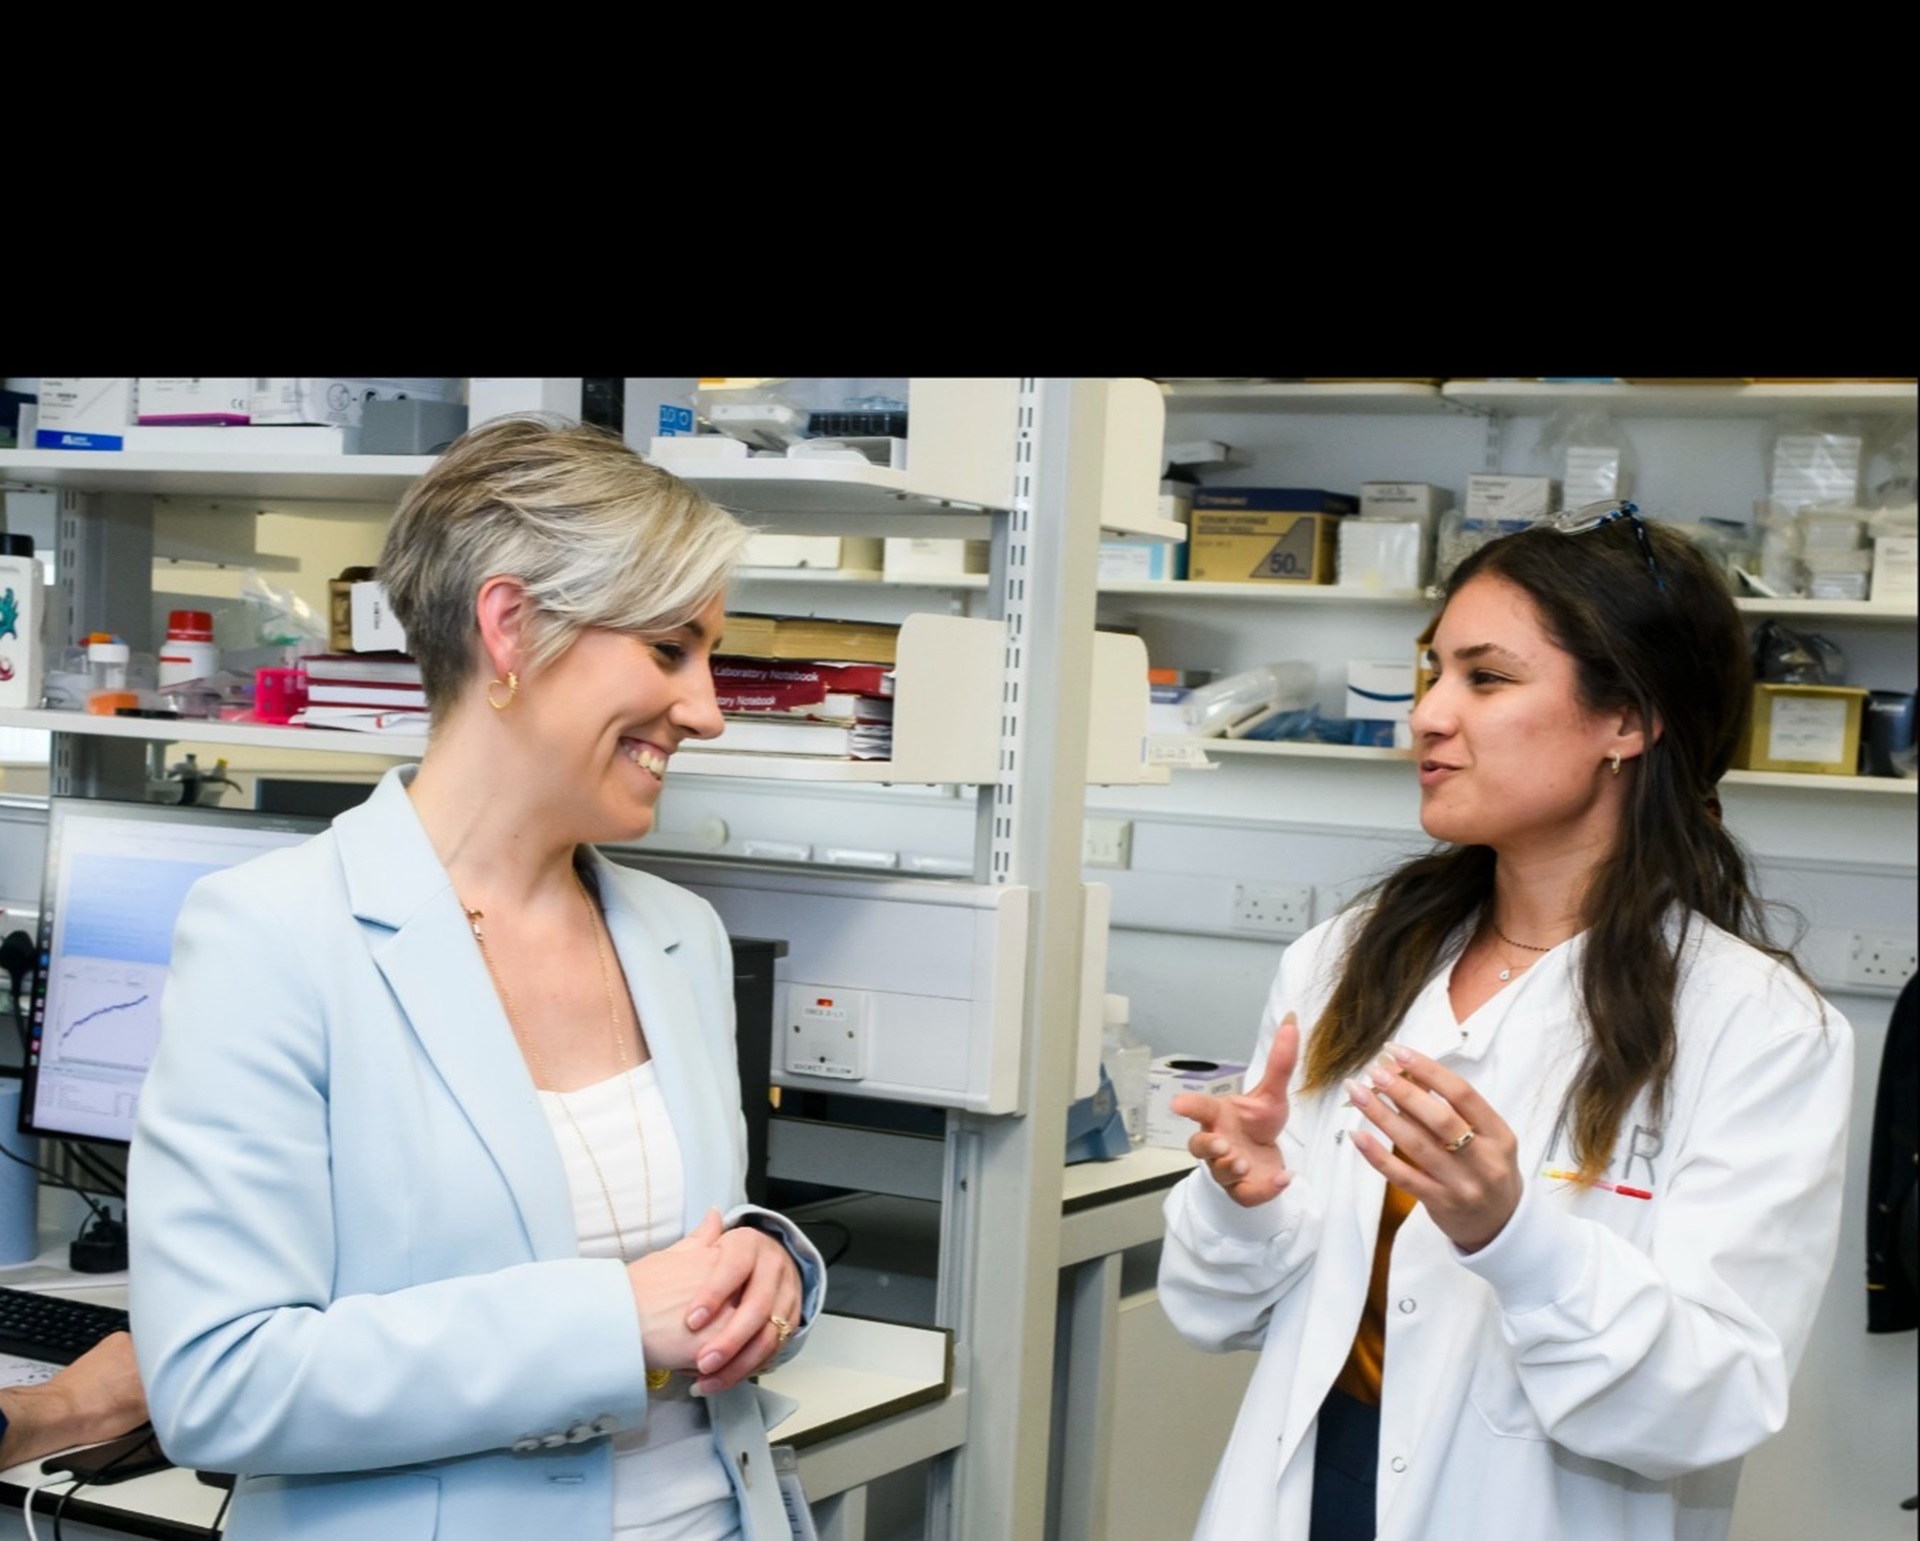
(1346, 660), (1417, 723)
(1145, 1056), (1248, 1149)
(33, 378), (135, 450)
(136, 378), (250, 425)
(1735, 683), (1868, 775)
(883, 538), (990, 580)
(1191, 487), (1358, 516)
(349, 581), (408, 653)
(250, 378), (458, 428)
(328, 567), (378, 652)
(741, 534), (883, 573)
(1360, 481), (1450, 522)
(1871, 535), (1918, 602)
(1466, 474), (1558, 522)
(1098, 538), (1186, 583)
(1189, 510), (1339, 584)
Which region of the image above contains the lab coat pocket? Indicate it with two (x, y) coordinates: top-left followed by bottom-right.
(1465, 1337), (1549, 1443)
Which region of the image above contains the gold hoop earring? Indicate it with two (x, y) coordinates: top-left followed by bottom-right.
(1609, 751), (1622, 776)
(487, 671), (518, 711)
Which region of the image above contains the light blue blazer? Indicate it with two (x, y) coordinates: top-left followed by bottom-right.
(128, 766), (823, 1539)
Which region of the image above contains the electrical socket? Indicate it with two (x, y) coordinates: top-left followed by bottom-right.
(1845, 931), (1919, 991)
(1232, 881), (1313, 936)
(1083, 817), (1133, 870)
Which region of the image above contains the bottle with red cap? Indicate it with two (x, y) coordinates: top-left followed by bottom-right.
(157, 608), (219, 690)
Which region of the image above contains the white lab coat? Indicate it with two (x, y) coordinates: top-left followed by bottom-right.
(1159, 908), (1852, 1541)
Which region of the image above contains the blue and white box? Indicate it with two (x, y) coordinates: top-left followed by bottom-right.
(1346, 659), (1416, 723)
(33, 378), (135, 450)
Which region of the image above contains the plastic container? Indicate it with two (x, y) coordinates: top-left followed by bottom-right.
(86, 635), (131, 699)
(254, 665), (308, 723)
(157, 608), (220, 688)
(1179, 662), (1316, 739)
(0, 533), (45, 711)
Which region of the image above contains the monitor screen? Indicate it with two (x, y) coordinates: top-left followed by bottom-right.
(20, 798), (327, 1148)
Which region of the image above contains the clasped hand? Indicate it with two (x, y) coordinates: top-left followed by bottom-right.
(1175, 1016), (1523, 1253)
(628, 1210), (802, 1396)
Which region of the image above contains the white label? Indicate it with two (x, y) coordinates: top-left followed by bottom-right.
(1768, 696), (1848, 764)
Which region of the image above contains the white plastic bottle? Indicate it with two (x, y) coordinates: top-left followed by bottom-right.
(157, 608), (219, 689)
(0, 534), (46, 711)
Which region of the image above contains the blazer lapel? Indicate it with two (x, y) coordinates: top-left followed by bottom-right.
(587, 852), (738, 1229)
(334, 768), (579, 1261)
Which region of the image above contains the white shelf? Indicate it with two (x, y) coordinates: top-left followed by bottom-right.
(1154, 737), (1414, 764)
(0, 449), (434, 502)
(0, 707), (429, 758)
(1733, 596), (1917, 623)
(1148, 734), (1916, 796)
(1102, 581), (1430, 605)
(1157, 379), (1916, 419)
(1441, 380), (1917, 417)
(734, 567), (991, 591)
(1722, 769), (1916, 795)
(662, 459), (998, 521)
(1099, 581), (1913, 626)
(1159, 381), (1450, 414)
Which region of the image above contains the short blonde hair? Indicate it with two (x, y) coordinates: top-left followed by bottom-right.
(377, 414), (750, 708)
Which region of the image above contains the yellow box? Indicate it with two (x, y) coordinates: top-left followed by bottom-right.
(1735, 683), (1868, 775)
(1189, 511), (1339, 584)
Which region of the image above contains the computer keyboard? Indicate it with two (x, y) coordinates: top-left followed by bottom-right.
(0, 1284), (129, 1366)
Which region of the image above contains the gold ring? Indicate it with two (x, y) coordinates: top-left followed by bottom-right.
(770, 1313), (792, 1345)
(1444, 1128), (1477, 1154)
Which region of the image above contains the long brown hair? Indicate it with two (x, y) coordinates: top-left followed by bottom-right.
(1303, 517), (1800, 1175)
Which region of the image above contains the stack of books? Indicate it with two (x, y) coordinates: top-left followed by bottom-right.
(294, 652), (430, 735)
(712, 614), (899, 759)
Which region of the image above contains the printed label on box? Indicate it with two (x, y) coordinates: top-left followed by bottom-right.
(1768, 696), (1847, 764)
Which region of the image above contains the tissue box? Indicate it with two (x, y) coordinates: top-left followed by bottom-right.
(1145, 1056), (1248, 1149)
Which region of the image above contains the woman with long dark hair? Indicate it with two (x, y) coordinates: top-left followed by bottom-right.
(1158, 505), (1853, 1541)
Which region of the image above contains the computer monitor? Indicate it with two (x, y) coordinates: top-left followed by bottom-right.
(20, 797), (327, 1149)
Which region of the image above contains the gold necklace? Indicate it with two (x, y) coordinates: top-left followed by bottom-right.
(465, 869), (672, 1391)
(1487, 920), (1550, 984)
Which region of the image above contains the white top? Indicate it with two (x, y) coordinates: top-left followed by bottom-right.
(1157, 908), (1853, 1541)
(541, 1062), (738, 1541)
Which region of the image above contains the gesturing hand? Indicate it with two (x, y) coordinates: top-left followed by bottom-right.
(1172, 1013), (1300, 1207)
(1346, 1044), (1521, 1254)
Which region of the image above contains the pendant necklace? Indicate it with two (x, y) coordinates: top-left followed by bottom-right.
(466, 869), (673, 1391)
(1490, 919), (1553, 984)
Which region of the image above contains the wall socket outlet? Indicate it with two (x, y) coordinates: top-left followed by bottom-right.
(1232, 881), (1313, 936)
(1083, 817), (1133, 870)
(1846, 932), (1919, 991)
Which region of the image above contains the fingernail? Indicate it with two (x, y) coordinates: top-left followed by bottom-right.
(686, 1308), (710, 1331)
(1345, 1078), (1373, 1106)
(1389, 1044), (1415, 1064)
(699, 1351), (724, 1374)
